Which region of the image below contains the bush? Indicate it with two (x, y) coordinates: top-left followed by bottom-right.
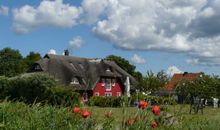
(8, 74), (56, 103)
(0, 74), (80, 106)
(47, 86), (80, 106)
(131, 94), (177, 106)
(88, 96), (123, 107)
(0, 76), (10, 99)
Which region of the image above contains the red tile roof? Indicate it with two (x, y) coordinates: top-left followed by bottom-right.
(164, 72), (202, 91)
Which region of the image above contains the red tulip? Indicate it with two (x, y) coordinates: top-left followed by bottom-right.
(139, 101), (148, 109)
(151, 105), (160, 116)
(72, 107), (80, 113)
(151, 121), (158, 128)
(82, 110), (90, 118)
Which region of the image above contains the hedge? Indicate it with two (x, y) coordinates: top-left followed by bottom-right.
(88, 96), (124, 107)
(0, 74), (80, 106)
(131, 94), (177, 105)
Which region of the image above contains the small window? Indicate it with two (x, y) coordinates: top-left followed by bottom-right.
(106, 79), (111, 91)
(106, 68), (111, 72)
(117, 92), (121, 97)
(101, 78), (105, 86)
(112, 79), (116, 86)
(82, 93), (88, 101)
(105, 92), (112, 97)
(34, 65), (41, 70)
(94, 92), (99, 96)
(70, 77), (79, 85)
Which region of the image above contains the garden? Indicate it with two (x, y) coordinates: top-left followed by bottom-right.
(0, 74), (220, 130)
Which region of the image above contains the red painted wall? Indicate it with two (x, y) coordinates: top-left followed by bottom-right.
(93, 78), (124, 97)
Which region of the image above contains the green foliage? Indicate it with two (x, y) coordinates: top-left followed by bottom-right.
(105, 55), (136, 75)
(0, 76), (10, 99)
(131, 94), (177, 105)
(24, 51), (41, 70)
(88, 96), (123, 107)
(176, 74), (220, 99)
(47, 86), (80, 106)
(0, 74), (80, 106)
(141, 70), (169, 93)
(0, 48), (26, 77)
(8, 74), (56, 103)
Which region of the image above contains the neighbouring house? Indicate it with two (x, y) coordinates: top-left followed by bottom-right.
(162, 72), (203, 102)
(164, 72), (203, 92)
(28, 51), (137, 102)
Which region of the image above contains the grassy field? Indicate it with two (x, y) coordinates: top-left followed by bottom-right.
(0, 101), (220, 130)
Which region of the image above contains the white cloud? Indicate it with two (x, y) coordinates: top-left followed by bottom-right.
(12, 0), (81, 34)
(167, 66), (183, 77)
(83, 0), (220, 66)
(47, 49), (57, 55)
(69, 36), (84, 49)
(0, 5), (9, 16)
(131, 54), (145, 64)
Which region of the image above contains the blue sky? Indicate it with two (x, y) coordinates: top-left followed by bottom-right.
(0, 0), (220, 76)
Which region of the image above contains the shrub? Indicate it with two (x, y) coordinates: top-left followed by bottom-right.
(88, 96), (123, 107)
(131, 94), (177, 106)
(47, 86), (80, 106)
(8, 74), (56, 103)
(0, 76), (10, 100)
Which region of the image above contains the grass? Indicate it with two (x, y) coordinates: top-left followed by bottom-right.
(1, 101), (220, 130)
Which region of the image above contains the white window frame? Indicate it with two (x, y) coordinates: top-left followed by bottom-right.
(106, 78), (111, 91)
(94, 92), (99, 96)
(112, 78), (116, 86)
(101, 78), (105, 86)
(82, 93), (88, 102)
(105, 92), (112, 97)
(117, 92), (121, 97)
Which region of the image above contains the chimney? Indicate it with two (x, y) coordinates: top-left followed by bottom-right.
(64, 49), (69, 56)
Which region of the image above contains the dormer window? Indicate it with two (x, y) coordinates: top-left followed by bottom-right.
(106, 68), (111, 72)
(70, 77), (79, 85)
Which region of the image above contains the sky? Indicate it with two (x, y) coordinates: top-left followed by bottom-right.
(0, 0), (220, 76)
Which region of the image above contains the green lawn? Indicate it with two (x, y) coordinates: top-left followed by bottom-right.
(1, 101), (220, 130)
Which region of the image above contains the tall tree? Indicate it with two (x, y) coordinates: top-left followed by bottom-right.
(105, 55), (144, 90)
(0, 48), (26, 77)
(105, 55), (136, 75)
(24, 51), (41, 70)
(142, 70), (168, 93)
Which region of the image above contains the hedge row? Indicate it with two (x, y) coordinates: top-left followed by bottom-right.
(131, 94), (177, 105)
(0, 74), (80, 106)
(88, 96), (125, 107)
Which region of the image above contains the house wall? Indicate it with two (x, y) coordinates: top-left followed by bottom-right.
(93, 78), (124, 97)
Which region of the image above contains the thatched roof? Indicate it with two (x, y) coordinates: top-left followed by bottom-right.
(29, 54), (137, 90)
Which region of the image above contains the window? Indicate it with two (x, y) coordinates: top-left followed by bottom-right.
(34, 65), (41, 71)
(101, 78), (105, 86)
(112, 78), (116, 86)
(105, 92), (112, 97)
(117, 92), (121, 97)
(82, 93), (88, 101)
(94, 92), (99, 96)
(70, 77), (79, 85)
(106, 79), (111, 91)
(106, 67), (111, 72)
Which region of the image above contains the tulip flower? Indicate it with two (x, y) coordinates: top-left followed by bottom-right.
(138, 101), (148, 109)
(82, 110), (90, 118)
(105, 111), (112, 118)
(151, 105), (161, 116)
(72, 107), (80, 113)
